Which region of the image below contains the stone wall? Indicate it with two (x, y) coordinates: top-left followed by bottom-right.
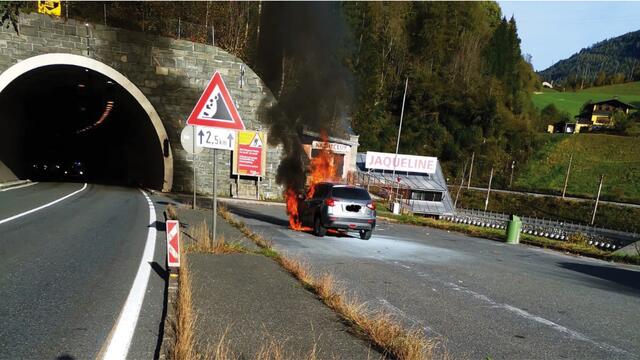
(0, 12), (284, 198)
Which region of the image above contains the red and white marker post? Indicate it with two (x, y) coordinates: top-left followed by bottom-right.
(166, 220), (181, 273)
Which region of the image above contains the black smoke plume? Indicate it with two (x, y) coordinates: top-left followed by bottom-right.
(254, 2), (353, 192)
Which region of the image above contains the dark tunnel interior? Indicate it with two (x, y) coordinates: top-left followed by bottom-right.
(0, 65), (165, 189)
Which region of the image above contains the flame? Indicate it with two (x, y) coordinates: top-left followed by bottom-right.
(285, 131), (337, 230)
(286, 188), (303, 230)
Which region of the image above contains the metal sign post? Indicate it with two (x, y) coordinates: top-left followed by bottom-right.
(193, 126), (197, 209)
(180, 125), (204, 210)
(212, 149), (217, 241)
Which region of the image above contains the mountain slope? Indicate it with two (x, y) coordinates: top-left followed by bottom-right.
(539, 30), (640, 86)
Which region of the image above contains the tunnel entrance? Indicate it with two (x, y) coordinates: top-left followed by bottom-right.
(0, 54), (172, 191)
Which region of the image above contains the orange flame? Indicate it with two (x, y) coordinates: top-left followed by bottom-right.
(286, 188), (303, 230)
(285, 131), (337, 230)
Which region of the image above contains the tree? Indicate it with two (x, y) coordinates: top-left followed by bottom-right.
(613, 110), (632, 135)
(0, 2), (20, 35)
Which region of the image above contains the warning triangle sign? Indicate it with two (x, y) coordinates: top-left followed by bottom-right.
(186, 71), (246, 130)
(250, 133), (263, 148)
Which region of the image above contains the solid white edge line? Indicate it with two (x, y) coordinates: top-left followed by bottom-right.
(0, 183), (87, 225)
(102, 189), (157, 360)
(0, 181), (38, 192)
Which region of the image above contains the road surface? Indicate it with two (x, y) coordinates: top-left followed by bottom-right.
(0, 182), (167, 359)
(225, 201), (640, 360)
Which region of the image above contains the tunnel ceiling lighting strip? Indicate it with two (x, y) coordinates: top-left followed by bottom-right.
(76, 100), (115, 134)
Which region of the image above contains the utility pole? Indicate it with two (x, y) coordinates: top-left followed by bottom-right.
(562, 154), (573, 198)
(484, 167), (494, 212)
(467, 151), (475, 189)
(454, 161), (468, 208)
(392, 77), (409, 202)
(591, 174), (604, 226)
(509, 160), (515, 188)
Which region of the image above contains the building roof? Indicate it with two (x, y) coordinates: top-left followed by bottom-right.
(355, 153), (455, 215)
(591, 99), (636, 110)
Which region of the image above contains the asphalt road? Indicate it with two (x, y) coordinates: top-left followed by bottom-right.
(0, 182), (167, 360)
(225, 201), (640, 360)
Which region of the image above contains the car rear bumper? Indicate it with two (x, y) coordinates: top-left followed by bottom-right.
(324, 216), (376, 231)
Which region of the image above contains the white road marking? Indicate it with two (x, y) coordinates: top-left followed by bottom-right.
(0, 181), (38, 192)
(102, 189), (157, 360)
(0, 183), (87, 225)
(377, 298), (441, 337)
(426, 274), (632, 357)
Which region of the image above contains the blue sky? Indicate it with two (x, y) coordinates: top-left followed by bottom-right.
(498, 1), (640, 71)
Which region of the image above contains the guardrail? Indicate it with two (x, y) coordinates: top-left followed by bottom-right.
(441, 208), (638, 252)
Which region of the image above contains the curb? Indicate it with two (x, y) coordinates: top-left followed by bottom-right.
(218, 197), (285, 207)
(0, 179), (31, 190)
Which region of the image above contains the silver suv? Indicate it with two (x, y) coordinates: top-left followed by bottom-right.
(299, 183), (376, 239)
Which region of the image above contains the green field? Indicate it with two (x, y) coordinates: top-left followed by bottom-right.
(532, 82), (640, 117)
(514, 133), (640, 203)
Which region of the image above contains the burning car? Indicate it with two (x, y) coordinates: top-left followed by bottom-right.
(293, 182), (376, 240)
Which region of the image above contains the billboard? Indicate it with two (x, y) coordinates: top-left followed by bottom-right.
(365, 151), (437, 174)
(233, 130), (267, 177)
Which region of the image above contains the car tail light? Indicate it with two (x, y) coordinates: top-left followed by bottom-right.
(366, 202), (376, 210)
(325, 198), (335, 207)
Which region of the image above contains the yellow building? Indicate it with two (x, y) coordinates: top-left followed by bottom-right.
(588, 99), (635, 127)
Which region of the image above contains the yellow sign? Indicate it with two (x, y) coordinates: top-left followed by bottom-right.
(37, 0), (61, 16)
(233, 131), (267, 177)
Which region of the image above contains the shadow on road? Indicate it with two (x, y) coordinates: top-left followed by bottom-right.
(558, 262), (640, 295)
(225, 203), (290, 227)
(225, 204), (358, 239)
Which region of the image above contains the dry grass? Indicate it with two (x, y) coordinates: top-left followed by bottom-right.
(218, 207), (440, 360)
(172, 257), (198, 360)
(166, 204), (179, 220)
(187, 221), (248, 254)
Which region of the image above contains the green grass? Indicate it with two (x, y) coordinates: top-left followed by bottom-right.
(514, 133), (640, 203)
(456, 187), (640, 232)
(533, 82), (640, 117)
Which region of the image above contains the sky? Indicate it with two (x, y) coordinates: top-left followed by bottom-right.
(498, 1), (640, 71)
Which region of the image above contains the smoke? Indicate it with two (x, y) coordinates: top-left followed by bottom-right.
(254, 2), (353, 192)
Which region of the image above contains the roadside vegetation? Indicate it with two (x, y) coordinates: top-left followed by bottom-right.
(455, 187), (640, 233)
(511, 133), (640, 204)
(376, 208), (640, 266)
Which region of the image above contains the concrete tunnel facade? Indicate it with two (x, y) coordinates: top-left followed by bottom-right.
(0, 12), (284, 197)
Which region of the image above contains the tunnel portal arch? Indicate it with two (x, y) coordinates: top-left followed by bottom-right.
(0, 53), (173, 191)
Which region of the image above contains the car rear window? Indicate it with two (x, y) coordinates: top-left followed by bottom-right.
(330, 187), (371, 200)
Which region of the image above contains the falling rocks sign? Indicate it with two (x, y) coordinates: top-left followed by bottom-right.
(233, 130), (267, 176)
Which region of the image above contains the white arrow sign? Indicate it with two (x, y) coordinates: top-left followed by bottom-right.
(196, 126), (236, 151)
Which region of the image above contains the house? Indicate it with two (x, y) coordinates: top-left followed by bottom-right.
(583, 99), (636, 128)
(542, 81), (553, 89)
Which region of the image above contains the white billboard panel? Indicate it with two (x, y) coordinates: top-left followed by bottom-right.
(365, 151), (437, 174)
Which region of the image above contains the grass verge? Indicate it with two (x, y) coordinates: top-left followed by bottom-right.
(218, 204), (442, 360)
(169, 211), (328, 360)
(377, 209), (640, 266)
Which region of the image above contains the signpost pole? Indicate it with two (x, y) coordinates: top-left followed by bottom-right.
(212, 149), (217, 241)
(392, 77), (409, 201)
(193, 126), (197, 209)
